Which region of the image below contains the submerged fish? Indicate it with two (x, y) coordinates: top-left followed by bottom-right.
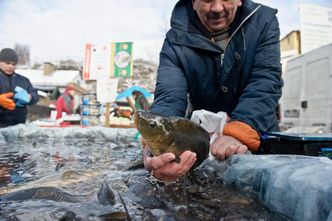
(97, 181), (116, 205)
(0, 186), (81, 203)
(0, 180), (115, 205)
(134, 110), (210, 168)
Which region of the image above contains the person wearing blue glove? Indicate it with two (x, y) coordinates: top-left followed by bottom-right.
(0, 48), (39, 127)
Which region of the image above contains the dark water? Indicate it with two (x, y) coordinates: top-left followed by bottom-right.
(0, 136), (288, 221)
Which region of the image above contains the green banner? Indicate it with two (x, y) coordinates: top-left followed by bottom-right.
(111, 42), (133, 78)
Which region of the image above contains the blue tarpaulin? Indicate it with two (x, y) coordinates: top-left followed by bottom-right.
(116, 86), (152, 100)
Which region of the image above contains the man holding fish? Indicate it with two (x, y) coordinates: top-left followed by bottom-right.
(137, 0), (282, 182)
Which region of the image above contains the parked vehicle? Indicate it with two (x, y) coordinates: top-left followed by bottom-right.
(279, 43), (332, 132)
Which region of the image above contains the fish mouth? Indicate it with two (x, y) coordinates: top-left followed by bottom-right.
(134, 110), (150, 128)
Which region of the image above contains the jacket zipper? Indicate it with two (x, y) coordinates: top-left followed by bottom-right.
(221, 5), (262, 66)
(219, 5), (261, 93)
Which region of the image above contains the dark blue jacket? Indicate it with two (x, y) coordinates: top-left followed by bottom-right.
(0, 69), (39, 126)
(150, 0), (283, 134)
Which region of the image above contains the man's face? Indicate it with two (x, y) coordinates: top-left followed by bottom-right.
(68, 89), (75, 97)
(0, 61), (16, 75)
(192, 0), (242, 33)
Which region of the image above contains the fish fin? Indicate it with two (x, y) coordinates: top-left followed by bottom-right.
(118, 191), (132, 221)
(124, 160), (144, 171)
(97, 181), (116, 205)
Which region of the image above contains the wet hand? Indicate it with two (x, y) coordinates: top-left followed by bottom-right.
(143, 149), (197, 182)
(210, 135), (248, 160)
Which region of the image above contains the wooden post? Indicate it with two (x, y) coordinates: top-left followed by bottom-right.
(104, 102), (110, 127)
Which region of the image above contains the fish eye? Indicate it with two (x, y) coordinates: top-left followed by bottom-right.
(149, 121), (157, 128)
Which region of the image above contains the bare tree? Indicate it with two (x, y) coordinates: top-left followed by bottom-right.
(14, 43), (30, 66)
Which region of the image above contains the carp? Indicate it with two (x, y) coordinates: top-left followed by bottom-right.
(0, 180), (115, 205)
(134, 110), (210, 169)
(0, 186), (81, 203)
(0, 170), (100, 195)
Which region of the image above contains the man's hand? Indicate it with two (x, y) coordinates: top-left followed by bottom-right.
(143, 148), (197, 182)
(210, 134), (248, 160)
(0, 93), (16, 110)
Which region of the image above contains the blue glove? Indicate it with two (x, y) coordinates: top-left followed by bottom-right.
(14, 86), (31, 107)
(15, 101), (23, 107)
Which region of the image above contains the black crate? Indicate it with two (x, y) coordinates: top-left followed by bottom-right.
(258, 132), (332, 159)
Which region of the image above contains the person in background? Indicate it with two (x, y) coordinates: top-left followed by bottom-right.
(142, 0), (283, 182)
(55, 85), (75, 120)
(132, 90), (149, 111)
(50, 87), (61, 100)
(0, 48), (39, 127)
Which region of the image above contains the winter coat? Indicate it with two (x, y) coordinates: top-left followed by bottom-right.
(56, 91), (74, 120)
(0, 70), (39, 126)
(150, 0), (283, 134)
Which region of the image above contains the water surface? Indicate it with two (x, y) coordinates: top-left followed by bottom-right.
(0, 130), (288, 221)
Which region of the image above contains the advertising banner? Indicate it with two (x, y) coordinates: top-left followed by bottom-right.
(111, 42), (133, 78)
(96, 77), (119, 103)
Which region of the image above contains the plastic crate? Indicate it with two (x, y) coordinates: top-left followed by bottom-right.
(258, 132), (332, 159)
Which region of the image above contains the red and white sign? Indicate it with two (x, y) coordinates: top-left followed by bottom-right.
(83, 43), (112, 80)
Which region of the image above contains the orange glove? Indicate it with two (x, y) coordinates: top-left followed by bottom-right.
(0, 92), (16, 110)
(223, 121), (260, 152)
